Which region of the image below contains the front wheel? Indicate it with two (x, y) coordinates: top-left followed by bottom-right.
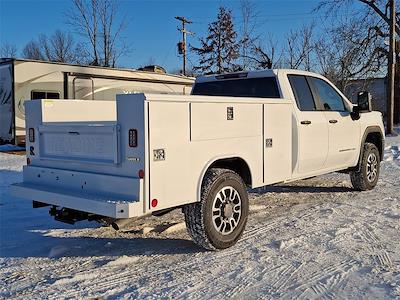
(183, 168), (249, 250)
(350, 142), (380, 191)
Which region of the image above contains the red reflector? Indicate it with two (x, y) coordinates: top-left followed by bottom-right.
(29, 128), (35, 143)
(27, 157), (31, 165)
(138, 169), (144, 178)
(151, 199), (158, 208)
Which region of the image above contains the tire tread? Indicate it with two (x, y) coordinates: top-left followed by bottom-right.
(350, 142), (380, 191)
(183, 168), (246, 250)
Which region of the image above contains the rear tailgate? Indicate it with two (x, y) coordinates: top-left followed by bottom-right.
(12, 97), (147, 218)
(38, 123), (120, 164)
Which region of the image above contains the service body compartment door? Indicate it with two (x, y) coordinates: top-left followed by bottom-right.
(191, 102), (262, 141)
(148, 101), (192, 211)
(263, 103), (292, 184)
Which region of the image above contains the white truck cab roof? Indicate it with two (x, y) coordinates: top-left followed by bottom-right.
(195, 69), (328, 83)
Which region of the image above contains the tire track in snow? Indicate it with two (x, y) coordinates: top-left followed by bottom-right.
(375, 251), (394, 271)
(307, 269), (350, 300)
(353, 223), (395, 271)
(292, 259), (358, 298)
(58, 245), (248, 298)
(271, 262), (304, 295)
(223, 264), (267, 298)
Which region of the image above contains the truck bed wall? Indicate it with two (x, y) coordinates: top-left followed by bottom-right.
(24, 94), (293, 215)
(144, 94), (293, 212)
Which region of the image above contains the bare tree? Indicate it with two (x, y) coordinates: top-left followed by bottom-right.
(22, 30), (82, 63)
(314, 21), (387, 92)
(66, 0), (130, 67)
(239, 0), (260, 70)
(283, 24), (315, 71)
(0, 43), (17, 58)
(245, 34), (283, 69)
(317, 0), (399, 121)
(22, 40), (44, 60)
(317, 0), (399, 34)
(39, 30), (82, 63)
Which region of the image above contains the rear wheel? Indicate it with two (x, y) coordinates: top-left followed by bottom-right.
(183, 168), (249, 250)
(350, 142), (380, 191)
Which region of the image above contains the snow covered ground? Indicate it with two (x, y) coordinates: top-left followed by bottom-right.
(0, 144), (25, 152)
(0, 135), (399, 299)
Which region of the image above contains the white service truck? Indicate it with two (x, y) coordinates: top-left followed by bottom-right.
(11, 69), (385, 250)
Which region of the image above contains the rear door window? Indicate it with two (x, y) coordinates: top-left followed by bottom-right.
(288, 75), (316, 111)
(192, 77), (281, 98)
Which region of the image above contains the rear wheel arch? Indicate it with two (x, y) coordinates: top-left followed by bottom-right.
(197, 156), (252, 202)
(207, 157), (252, 186)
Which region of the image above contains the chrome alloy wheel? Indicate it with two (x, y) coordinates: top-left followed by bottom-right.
(366, 152), (378, 182)
(212, 186), (242, 235)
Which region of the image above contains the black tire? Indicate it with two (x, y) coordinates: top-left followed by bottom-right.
(350, 142), (380, 191)
(183, 168), (249, 250)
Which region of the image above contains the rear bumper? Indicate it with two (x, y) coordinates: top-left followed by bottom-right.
(11, 182), (144, 219)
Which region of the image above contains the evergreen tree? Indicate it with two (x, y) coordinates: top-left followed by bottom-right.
(192, 7), (240, 74)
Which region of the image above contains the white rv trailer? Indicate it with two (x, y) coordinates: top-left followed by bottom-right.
(0, 58), (194, 144)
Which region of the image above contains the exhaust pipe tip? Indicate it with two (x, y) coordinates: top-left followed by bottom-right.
(111, 218), (132, 231)
(111, 222), (120, 230)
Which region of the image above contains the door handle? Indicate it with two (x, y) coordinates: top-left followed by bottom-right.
(329, 119), (338, 124)
(300, 120), (311, 125)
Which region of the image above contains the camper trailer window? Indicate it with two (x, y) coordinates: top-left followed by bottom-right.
(31, 91), (46, 99)
(47, 92), (60, 99)
(31, 91), (60, 100)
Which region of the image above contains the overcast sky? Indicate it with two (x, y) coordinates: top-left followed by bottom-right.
(0, 0), (348, 72)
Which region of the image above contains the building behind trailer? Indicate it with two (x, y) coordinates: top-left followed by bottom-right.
(0, 58), (194, 145)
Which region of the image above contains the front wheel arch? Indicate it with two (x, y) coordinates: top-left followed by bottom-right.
(359, 127), (384, 163)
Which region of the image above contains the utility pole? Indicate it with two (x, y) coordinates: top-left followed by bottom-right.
(175, 16), (193, 76)
(395, 40), (400, 124)
(387, 0), (396, 134)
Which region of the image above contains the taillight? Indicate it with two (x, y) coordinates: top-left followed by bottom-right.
(151, 199), (158, 208)
(138, 169), (144, 178)
(29, 128), (35, 143)
(128, 129), (137, 147)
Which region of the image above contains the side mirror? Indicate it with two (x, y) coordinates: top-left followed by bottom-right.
(351, 105), (361, 120)
(357, 91), (372, 112)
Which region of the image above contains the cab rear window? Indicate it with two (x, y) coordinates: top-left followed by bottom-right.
(192, 77), (281, 98)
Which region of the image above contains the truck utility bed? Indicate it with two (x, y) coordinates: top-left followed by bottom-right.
(11, 98), (147, 218)
(12, 92), (293, 220)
